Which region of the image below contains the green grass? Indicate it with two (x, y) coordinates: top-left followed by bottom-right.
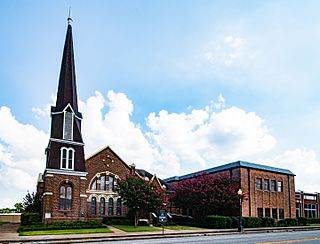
(164, 225), (206, 230)
(0, 222), (7, 225)
(113, 225), (161, 232)
(19, 228), (112, 236)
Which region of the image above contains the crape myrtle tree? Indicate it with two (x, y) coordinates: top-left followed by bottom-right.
(173, 172), (239, 221)
(118, 175), (164, 227)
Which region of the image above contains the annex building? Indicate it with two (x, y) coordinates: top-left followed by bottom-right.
(36, 18), (313, 223)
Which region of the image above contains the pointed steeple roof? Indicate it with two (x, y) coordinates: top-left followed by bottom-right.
(53, 19), (81, 117)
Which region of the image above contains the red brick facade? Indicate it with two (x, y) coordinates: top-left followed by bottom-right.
(295, 191), (320, 218)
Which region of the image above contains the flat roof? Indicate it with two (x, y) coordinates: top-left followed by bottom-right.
(164, 160), (295, 182)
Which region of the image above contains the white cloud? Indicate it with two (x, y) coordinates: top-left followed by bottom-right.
(0, 106), (47, 208)
(262, 148), (320, 193)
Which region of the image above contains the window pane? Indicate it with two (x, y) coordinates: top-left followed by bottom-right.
(279, 209), (284, 219)
(109, 176), (114, 191)
(100, 176), (106, 190)
(68, 149), (73, 169)
(91, 197), (96, 215)
(100, 197), (105, 215)
(108, 198), (114, 216)
(271, 180), (276, 191)
(264, 179), (269, 191)
(64, 111), (73, 140)
(60, 186), (66, 210)
(265, 208), (270, 217)
(91, 180), (97, 190)
(116, 199), (121, 216)
(67, 186), (72, 199)
(272, 208), (277, 219)
(257, 208), (263, 217)
(256, 178), (262, 190)
(62, 149), (67, 168)
(278, 181), (283, 192)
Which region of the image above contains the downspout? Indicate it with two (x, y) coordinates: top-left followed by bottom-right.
(247, 168), (251, 216)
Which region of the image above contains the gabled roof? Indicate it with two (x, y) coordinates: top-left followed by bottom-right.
(164, 160), (295, 183)
(52, 21), (82, 118)
(136, 169), (174, 191)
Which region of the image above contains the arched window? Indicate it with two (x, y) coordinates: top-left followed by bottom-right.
(108, 198), (114, 216)
(100, 197), (105, 216)
(91, 197), (97, 215)
(60, 147), (75, 170)
(116, 198), (121, 216)
(60, 184), (72, 210)
(63, 110), (73, 140)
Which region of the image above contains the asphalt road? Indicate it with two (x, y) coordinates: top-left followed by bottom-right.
(87, 230), (320, 244)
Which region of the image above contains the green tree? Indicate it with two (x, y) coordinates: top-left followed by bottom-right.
(118, 176), (164, 226)
(22, 191), (41, 213)
(14, 202), (23, 213)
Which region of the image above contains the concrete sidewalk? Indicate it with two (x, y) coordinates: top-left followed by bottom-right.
(1, 223), (320, 243)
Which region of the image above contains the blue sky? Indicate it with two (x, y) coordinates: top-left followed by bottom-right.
(1, 0), (320, 207)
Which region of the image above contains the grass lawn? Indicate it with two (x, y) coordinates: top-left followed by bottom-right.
(19, 228), (112, 236)
(164, 225), (206, 230)
(113, 225), (161, 232)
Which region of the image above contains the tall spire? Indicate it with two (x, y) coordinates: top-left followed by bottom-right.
(54, 16), (80, 116)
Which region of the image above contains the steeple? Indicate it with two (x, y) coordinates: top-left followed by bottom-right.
(54, 18), (81, 117)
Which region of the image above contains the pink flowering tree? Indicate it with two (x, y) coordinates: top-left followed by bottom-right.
(173, 172), (239, 221)
(118, 175), (164, 226)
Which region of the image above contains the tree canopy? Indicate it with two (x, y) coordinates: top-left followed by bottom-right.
(173, 172), (239, 220)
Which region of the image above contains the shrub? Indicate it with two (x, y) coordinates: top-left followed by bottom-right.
(277, 219), (287, 227)
(102, 216), (134, 225)
(20, 213), (41, 226)
(206, 215), (232, 229)
(243, 217), (262, 228)
(306, 218), (320, 224)
(285, 218), (298, 226)
(261, 217), (275, 227)
(297, 217), (307, 226)
(230, 216), (239, 228)
(19, 220), (104, 232)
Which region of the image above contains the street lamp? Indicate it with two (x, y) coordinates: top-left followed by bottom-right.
(237, 188), (243, 232)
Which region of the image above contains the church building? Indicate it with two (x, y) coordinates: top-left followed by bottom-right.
(36, 18), (168, 222)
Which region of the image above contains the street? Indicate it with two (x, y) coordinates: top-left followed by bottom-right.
(87, 230), (320, 244)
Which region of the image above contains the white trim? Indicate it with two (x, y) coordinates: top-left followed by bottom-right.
(46, 174), (54, 177)
(43, 192), (53, 196)
(80, 194), (88, 198)
(80, 177), (87, 180)
(45, 169), (87, 177)
(50, 138), (84, 146)
(62, 104), (82, 120)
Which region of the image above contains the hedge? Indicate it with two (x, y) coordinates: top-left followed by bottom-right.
(243, 217), (262, 228)
(306, 218), (320, 224)
(19, 220), (104, 232)
(206, 215), (232, 229)
(261, 217), (275, 227)
(21, 213), (41, 226)
(102, 216), (134, 225)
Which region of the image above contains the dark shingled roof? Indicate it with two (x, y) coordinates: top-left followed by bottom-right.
(164, 160), (295, 183)
(52, 23), (82, 118)
(136, 169), (174, 190)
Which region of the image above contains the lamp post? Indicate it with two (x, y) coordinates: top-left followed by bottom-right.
(237, 188), (243, 232)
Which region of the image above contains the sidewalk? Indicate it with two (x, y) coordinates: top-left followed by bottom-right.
(1, 223), (320, 243)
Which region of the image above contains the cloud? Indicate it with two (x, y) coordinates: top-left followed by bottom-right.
(0, 106), (48, 208)
(262, 148), (320, 193)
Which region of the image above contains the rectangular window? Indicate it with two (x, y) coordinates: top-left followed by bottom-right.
(256, 178), (262, 190)
(265, 208), (270, 217)
(304, 203), (316, 218)
(272, 208), (277, 219)
(64, 111), (73, 140)
(277, 181), (283, 192)
(68, 150), (73, 169)
(109, 176), (114, 191)
(279, 209), (284, 219)
(62, 149), (67, 169)
(257, 208), (263, 217)
(100, 176), (106, 190)
(264, 179), (270, 191)
(271, 180), (276, 191)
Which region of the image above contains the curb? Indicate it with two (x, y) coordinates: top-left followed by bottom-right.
(2, 226), (320, 243)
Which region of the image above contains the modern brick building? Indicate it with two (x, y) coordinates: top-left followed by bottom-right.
(165, 161), (296, 220)
(295, 191), (320, 218)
